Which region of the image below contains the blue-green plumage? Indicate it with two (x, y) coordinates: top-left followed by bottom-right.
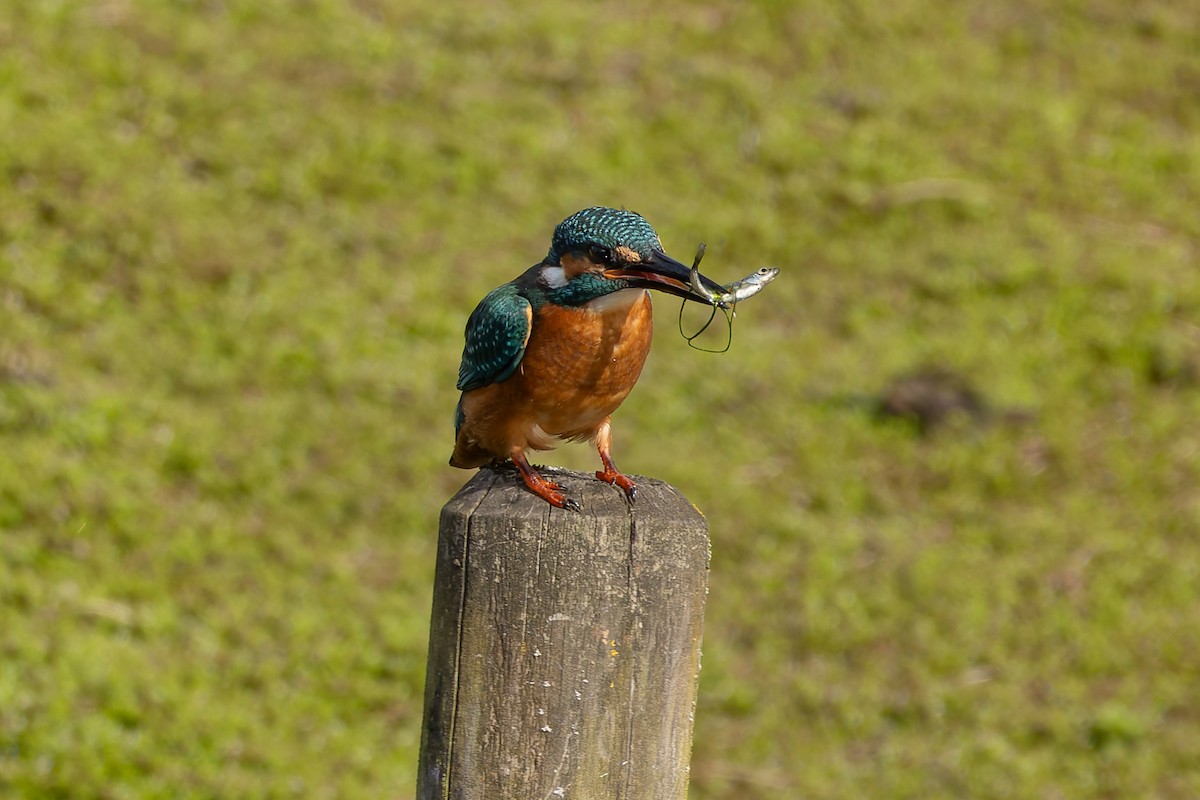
(543, 272), (632, 308)
(456, 284), (532, 393)
(454, 284), (532, 438)
(547, 207), (663, 263)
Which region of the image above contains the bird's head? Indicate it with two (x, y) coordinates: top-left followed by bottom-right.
(541, 207), (725, 304)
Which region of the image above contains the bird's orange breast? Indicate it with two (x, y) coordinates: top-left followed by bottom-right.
(517, 288), (653, 433)
(455, 288), (654, 459)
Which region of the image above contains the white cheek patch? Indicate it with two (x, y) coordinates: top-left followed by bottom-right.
(542, 265), (568, 288)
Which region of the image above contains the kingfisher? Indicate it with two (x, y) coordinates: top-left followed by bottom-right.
(450, 206), (726, 510)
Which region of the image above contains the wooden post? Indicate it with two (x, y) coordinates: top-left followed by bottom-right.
(418, 466), (709, 800)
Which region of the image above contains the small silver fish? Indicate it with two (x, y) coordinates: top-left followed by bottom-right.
(690, 263), (779, 311)
(722, 267), (779, 304)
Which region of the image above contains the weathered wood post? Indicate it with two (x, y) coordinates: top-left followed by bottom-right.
(418, 466), (709, 800)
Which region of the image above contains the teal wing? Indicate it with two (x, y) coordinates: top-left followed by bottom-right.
(456, 285), (533, 393)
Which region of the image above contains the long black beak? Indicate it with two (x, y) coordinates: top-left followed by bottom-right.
(604, 249), (727, 305)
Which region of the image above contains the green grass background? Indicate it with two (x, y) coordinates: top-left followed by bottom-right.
(2, 1), (1199, 797)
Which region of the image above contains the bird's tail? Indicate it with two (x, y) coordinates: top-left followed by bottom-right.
(449, 437), (492, 469)
(450, 396), (493, 468)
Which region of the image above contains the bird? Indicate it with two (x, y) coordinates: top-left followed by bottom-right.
(450, 206), (726, 510)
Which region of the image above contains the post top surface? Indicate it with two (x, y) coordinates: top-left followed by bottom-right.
(444, 466), (707, 529)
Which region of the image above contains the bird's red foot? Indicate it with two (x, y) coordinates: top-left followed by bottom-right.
(595, 467), (637, 504)
(526, 477), (581, 512)
(593, 421), (636, 504)
(512, 451), (581, 511)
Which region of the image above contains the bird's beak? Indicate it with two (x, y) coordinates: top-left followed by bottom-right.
(604, 249), (726, 305)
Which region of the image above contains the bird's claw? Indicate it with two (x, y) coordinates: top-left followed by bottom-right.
(511, 455), (580, 510)
(595, 469), (637, 504)
(535, 477), (579, 511)
(538, 484), (580, 511)
(525, 480), (580, 512)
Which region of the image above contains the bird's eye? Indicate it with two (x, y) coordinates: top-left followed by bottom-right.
(590, 246), (616, 266)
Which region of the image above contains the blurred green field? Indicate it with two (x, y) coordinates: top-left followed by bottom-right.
(2, 1), (1199, 797)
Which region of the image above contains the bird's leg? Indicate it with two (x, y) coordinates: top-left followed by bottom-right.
(593, 419), (637, 503)
(511, 448), (581, 512)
